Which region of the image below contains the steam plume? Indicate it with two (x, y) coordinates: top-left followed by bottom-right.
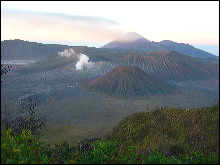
(75, 54), (95, 70)
(58, 49), (76, 58)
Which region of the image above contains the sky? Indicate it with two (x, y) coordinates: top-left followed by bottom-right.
(1, 1), (219, 56)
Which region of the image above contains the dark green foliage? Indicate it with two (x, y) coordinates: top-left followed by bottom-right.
(77, 139), (118, 164)
(1, 129), (219, 164)
(1, 128), (45, 164)
(169, 144), (186, 156)
(1, 105), (219, 164)
(106, 104), (219, 155)
(1, 128), (76, 164)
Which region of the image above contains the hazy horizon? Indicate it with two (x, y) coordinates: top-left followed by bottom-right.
(1, 38), (219, 57)
(1, 1), (218, 54)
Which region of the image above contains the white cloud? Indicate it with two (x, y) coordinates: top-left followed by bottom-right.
(1, 1), (218, 46)
(1, 9), (124, 42)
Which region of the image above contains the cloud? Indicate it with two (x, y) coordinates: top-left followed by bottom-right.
(1, 9), (124, 42)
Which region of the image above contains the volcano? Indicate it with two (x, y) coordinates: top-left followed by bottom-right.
(117, 51), (219, 81)
(102, 32), (217, 58)
(82, 65), (180, 97)
(102, 32), (165, 51)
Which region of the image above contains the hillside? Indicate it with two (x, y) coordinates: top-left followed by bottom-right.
(117, 51), (219, 81)
(106, 104), (219, 155)
(158, 40), (217, 58)
(2, 104), (219, 164)
(10, 45), (218, 82)
(1, 39), (74, 60)
(81, 65), (180, 97)
(102, 32), (217, 58)
(19, 47), (85, 73)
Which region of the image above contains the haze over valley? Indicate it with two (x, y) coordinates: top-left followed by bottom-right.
(1, 34), (219, 145)
(1, 5), (219, 161)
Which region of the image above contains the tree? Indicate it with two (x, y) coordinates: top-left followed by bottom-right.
(2, 97), (47, 135)
(1, 63), (11, 82)
(1, 59), (46, 134)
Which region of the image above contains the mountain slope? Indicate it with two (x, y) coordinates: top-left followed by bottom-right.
(106, 105), (219, 154)
(102, 32), (166, 51)
(82, 65), (180, 97)
(19, 47), (84, 73)
(102, 32), (217, 58)
(1, 39), (73, 60)
(158, 40), (216, 58)
(116, 51), (219, 81)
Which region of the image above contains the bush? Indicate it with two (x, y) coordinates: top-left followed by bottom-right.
(1, 129), (219, 164)
(1, 128), (76, 164)
(1, 128), (46, 164)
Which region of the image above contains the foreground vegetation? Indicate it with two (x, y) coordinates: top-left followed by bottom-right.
(106, 104), (219, 155)
(1, 128), (219, 164)
(1, 104), (219, 164)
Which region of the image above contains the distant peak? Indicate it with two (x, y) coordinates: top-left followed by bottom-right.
(161, 40), (174, 43)
(116, 32), (148, 42)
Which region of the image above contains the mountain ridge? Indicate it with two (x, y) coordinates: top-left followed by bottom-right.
(116, 50), (219, 81)
(1, 39), (85, 60)
(102, 32), (217, 58)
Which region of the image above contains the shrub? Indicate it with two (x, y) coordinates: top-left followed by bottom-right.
(1, 128), (46, 164)
(1, 128), (76, 164)
(1, 129), (219, 164)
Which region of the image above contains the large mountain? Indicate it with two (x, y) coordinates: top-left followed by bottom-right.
(81, 65), (180, 97)
(102, 32), (166, 51)
(102, 32), (217, 58)
(116, 51), (219, 81)
(1, 39), (74, 60)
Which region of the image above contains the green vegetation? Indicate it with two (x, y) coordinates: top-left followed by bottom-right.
(1, 129), (218, 164)
(1, 104), (219, 164)
(106, 104), (219, 155)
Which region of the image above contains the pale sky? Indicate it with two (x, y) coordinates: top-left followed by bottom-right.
(1, 1), (219, 55)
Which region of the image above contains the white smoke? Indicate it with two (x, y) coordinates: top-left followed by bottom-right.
(75, 54), (95, 70)
(58, 48), (76, 58)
